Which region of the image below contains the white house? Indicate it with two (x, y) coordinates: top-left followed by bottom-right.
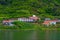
(18, 18), (34, 22)
(18, 15), (39, 22)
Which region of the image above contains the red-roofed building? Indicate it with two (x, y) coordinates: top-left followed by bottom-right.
(43, 20), (58, 26)
(2, 20), (15, 26)
(29, 15), (39, 21)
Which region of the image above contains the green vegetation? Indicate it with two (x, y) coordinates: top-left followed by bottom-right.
(13, 21), (35, 29)
(0, 0), (60, 30)
(0, 0), (60, 40)
(0, 21), (60, 30)
(0, 0), (60, 19)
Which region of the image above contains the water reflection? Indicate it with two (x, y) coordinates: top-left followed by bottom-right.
(0, 30), (60, 40)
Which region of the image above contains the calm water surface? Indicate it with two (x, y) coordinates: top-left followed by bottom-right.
(0, 30), (60, 40)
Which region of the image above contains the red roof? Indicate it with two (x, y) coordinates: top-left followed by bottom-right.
(43, 20), (58, 25)
(29, 16), (39, 20)
(3, 20), (14, 23)
(44, 20), (58, 22)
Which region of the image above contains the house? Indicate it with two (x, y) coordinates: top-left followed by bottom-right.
(43, 20), (58, 26)
(18, 15), (40, 22)
(18, 18), (34, 22)
(2, 19), (15, 26)
(29, 15), (39, 21)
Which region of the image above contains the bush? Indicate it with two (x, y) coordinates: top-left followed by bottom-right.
(13, 21), (35, 29)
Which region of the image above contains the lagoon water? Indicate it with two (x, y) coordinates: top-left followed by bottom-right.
(0, 30), (60, 40)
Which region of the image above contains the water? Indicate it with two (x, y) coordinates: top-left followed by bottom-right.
(0, 30), (60, 40)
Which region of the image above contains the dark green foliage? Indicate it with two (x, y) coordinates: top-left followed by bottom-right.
(13, 21), (35, 29)
(0, 0), (60, 19)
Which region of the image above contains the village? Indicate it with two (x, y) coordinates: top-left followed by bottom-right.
(2, 15), (60, 27)
(0, 0), (60, 40)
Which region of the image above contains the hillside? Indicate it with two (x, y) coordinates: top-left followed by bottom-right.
(0, 0), (60, 20)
